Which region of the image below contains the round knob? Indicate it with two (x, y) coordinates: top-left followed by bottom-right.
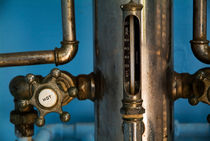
(26, 74), (36, 84)
(60, 112), (71, 122)
(36, 117), (45, 127)
(38, 88), (58, 108)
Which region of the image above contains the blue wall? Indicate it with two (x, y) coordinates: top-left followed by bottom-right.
(0, 0), (209, 140)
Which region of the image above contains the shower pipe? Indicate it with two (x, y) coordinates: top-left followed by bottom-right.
(0, 0), (78, 67)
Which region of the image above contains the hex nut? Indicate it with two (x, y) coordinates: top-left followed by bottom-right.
(60, 112), (71, 122)
(51, 68), (61, 78)
(68, 87), (78, 97)
(10, 110), (38, 125)
(26, 74), (36, 84)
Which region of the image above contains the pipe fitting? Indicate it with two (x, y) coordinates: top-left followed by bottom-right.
(191, 40), (210, 64)
(0, 0), (78, 67)
(55, 41), (78, 66)
(191, 0), (210, 64)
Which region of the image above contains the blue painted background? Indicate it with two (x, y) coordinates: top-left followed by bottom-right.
(0, 0), (209, 140)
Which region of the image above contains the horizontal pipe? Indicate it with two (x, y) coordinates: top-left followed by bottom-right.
(17, 137), (32, 141)
(191, 0), (210, 64)
(0, 0), (78, 67)
(174, 121), (210, 138)
(34, 123), (94, 141)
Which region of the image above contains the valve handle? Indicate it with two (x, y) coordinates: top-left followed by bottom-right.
(24, 68), (77, 127)
(191, 69), (210, 105)
(10, 68), (95, 127)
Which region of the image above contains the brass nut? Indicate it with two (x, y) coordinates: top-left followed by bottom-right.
(51, 68), (61, 78)
(26, 74), (36, 84)
(10, 110), (38, 125)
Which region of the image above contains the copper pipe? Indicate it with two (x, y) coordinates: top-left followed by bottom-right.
(191, 0), (210, 64)
(0, 0), (78, 67)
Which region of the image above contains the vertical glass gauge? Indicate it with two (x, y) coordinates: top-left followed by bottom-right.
(123, 15), (140, 95)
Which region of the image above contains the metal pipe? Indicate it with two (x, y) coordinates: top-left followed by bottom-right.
(174, 121), (210, 138)
(34, 123), (94, 141)
(17, 137), (33, 141)
(0, 0), (78, 67)
(61, 0), (76, 41)
(193, 0), (207, 41)
(191, 0), (210, 64)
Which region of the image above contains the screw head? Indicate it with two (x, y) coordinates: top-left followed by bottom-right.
(36, 117), (45, 127)
(60, 112), (71, 122)
(51, 68), (61, 78)
(26, 74), (35, 84)
(188, 97), (199, 105)
(68, 87), (78, 97)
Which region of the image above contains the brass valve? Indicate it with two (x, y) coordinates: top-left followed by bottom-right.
(173, 68), (210, 105)
(10, 68), (95, 127)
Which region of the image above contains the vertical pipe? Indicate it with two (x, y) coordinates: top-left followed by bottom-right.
(61, 0), (76, 41)
(193, 0), (207, 41)
(190, 0), (210, 64)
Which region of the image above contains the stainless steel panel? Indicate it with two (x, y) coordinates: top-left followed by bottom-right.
(94, 0), (173, 140)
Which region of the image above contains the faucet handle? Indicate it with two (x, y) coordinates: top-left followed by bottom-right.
(10, 68), (95, 127)
(26, 68), (77, 127)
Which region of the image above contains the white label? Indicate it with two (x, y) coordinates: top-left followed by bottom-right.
(38, 89), (57, 108)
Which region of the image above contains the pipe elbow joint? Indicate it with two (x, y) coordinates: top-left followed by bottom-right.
(55, 41), (79, 66)
(191, 40), (210, 64)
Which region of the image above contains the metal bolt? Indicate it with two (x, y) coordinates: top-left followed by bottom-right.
(60, 112), (71, 122)
(51, 68), (61, 78)
(68, 87), (78, 97)
(36, 117), (45, 127)
(26, 74), (35, 84)
(188, 97), (199, 105)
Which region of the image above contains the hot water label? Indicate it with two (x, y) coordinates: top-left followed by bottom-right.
(38, 88), (58, 108)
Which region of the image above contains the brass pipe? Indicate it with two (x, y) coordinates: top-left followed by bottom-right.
(0, 0), (78, 67)
(191, 0), (210, 64)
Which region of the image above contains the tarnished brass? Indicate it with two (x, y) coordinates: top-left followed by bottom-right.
(10, 68), (95, 127)
(77, 73), (96, 101)
(191, 0), (210, 64)
(10, 101), (38, 137)
(120, 1), (145, 141)
(173, 68), (210, 105)
(0, 0), (78, 67)
(172, 72), (193, 100)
